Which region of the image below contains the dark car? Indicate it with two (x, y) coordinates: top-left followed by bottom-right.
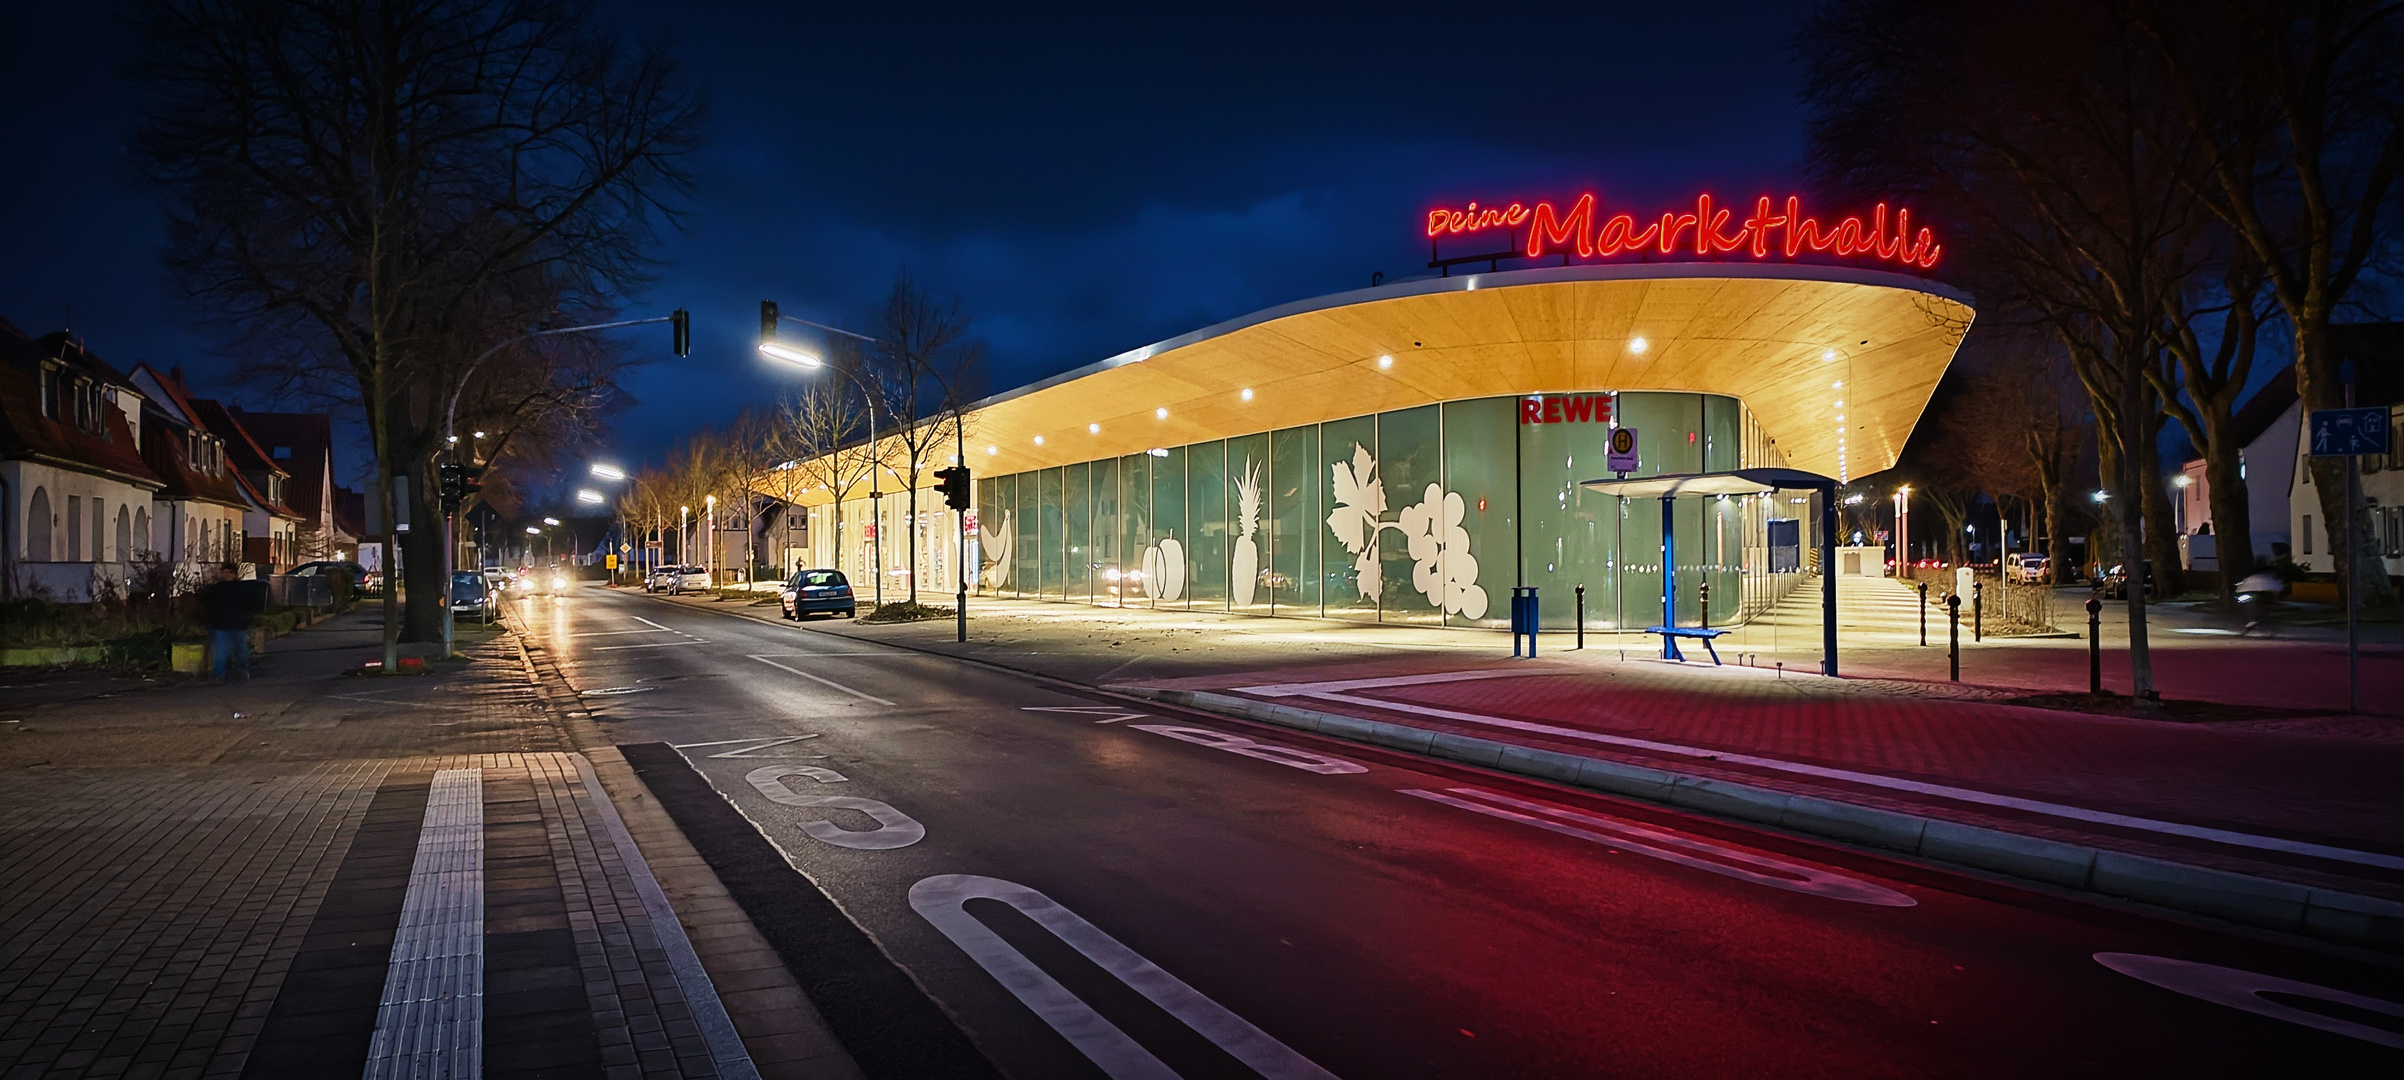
(780, 569), (855, 620)
(449, 570), (496, 623)
(2098, 560), (2155, 601)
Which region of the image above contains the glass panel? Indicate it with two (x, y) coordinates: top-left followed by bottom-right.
(1518, 394), (1617, 630)
(1318, 415), (1378, 622)
(1149, 446), (1188, 609)
(1064, 461), (1091, 603)
(1270, 426), (1319, 615)
(1225, 432), (1272, 614)
(974, 476), (997, 593)
(1442, 398), (1516, 628)
(1038, 467), (1064, 598)
(1376, 405), (1443, 625)
(1014, 472), (1037, 598)
(1091, 456), (1120, 606)
(1704, 394), (1741, 473)
(1120, 453), (1150, 608)
(1188, 441), (1228, 608)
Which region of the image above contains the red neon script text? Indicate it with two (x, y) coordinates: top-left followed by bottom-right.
(1425, 193), (1941, 270)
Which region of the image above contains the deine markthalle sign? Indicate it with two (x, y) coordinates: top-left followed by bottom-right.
(1423, 193), (1943, 271)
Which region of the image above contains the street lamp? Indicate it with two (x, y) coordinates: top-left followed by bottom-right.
(1893, 485), (1911, 571)
(590, 463), (627, 481)
(705, 494), (718, 586)
(760, 303), (890, 609)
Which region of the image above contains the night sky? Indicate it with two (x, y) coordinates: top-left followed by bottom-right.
(0, 1), (1818, 486)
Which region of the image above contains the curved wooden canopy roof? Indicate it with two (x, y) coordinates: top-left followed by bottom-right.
(781, 262), (1973, 506)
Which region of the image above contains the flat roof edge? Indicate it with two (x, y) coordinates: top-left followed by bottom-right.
(962, 262), (1974, 414)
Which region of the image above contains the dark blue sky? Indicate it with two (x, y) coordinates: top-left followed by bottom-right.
(0, 0), (1817, 482)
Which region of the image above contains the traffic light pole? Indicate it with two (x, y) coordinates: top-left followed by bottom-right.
(956, 414), (968, 643)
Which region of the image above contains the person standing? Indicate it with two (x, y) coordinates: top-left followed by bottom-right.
(199, 563), (266, 683)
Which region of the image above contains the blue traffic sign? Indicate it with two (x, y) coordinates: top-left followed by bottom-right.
(2310, 407), (2391, 457)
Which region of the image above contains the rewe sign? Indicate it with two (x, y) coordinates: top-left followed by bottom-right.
(1519, 394), (1615, 425)
(1426, 193), (1942, 271)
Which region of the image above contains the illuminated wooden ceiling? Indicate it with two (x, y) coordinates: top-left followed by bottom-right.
(777, 263), (1973, 505)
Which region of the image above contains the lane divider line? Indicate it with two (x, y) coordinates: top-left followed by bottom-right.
(362, 768), (484, 1079)
(2094, 952), (2404, 1049)
(747, 655), (896, 705)
(1128, 724), (1368, 775)
(595, 640), (712, 651)
(910, 874), (1340, 1080)
(1285, 687), (2404, 873)
(1402, 786), (1917, 907)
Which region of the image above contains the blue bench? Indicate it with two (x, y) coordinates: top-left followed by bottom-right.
(1644, 626), (1731, 664)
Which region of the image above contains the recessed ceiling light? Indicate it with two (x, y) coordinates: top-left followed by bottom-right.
(1240, 387), (1253, 401)
(985, 445), (998, 456)
(1823, 349), (1839, 361)
(1155, 407), (1168, 420)
(1033, 435), (1045, 446)
(1629, 337), (1649, 354)
(1377, 355), (1393, 368)
(1088, 423), (1101, 434)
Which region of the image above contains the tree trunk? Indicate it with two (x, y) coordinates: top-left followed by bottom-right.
(2139, 416), (2187, 601)
(2117, 350), (2155, 701)
(399, 466), (445, 643)
(906, 481), (921, 605)
(2198, 412), (2254, 602)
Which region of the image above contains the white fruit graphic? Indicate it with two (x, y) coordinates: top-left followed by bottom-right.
(1156, 535), (1186, 601)
(979, 510), (1014, 588)
(1140, 542), (1164, 600)
(1231, 458), (1262, 607)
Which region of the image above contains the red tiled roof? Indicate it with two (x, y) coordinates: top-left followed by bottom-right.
(229, 410), (345, 530)
(0, 318), (163, 489)
(186, 397), (300, 519)
(127, 363), (250, 510)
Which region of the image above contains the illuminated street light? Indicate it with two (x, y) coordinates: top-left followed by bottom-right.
(2092, 490), (2110, 503)
(576, 489), (605, 504)
(526, 526), (541, 535)
(543, 517), (561, 526)
(590, 463), (627, 481)
(758, 340), (822, 367)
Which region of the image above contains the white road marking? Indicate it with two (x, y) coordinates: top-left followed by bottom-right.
(1023, 705), (1150, 724)
(1402, 786), (1916, 906)
(1236, 668), (1545, 697)
(672, 735), (822, 757)
(744, 764), (922, 850)
(1251, 683), (2404, 873)
(593, 640), (711, 651)
(746, 655), (896, 705)
(910, 874), (1340, 1080)
(2095, 953), (2404, 1049)
(632, 616), (677, 631)
(571, 628), (678, 638)
(1127, 724), (1368, 775)
(362, 768), (484, 1078)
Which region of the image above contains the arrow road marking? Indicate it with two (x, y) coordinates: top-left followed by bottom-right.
(911, 874), (1340, 1080)
(2096, 953), (2404, 1049)
(670, 735), (823, 758)
(1022, 705), (1150, 724)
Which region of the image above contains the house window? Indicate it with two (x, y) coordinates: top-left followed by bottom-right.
(2304, 515), (2314, 555)
(67, 495), (83, 561)
(38, 366), (59, 419)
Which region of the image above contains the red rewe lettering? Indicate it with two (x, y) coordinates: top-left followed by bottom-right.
(1564, 396), (1595, 423)
(1520, 398), (1543, 424)
(1525, 195), (1597, 258)
(1543, 398), (1565, 424)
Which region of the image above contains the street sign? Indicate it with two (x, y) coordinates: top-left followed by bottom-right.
(2309, 407), (2391, 457)
(1607, 427), (1640, 472)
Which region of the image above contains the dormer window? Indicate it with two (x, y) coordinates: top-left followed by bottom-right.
(38, 365), (60, 419)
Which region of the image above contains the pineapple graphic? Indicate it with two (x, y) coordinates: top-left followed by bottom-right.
(1231, 457), (1262, 607)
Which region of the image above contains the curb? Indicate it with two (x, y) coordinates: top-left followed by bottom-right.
(1129, 688), (2404, 950)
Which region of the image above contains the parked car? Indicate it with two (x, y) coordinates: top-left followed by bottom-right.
(2097, 560), (2155, 600)
(2005, 553), (2050, 584)
(448, 570), (496, 623)
(482, 567), (510, 596)
(779, 569), (856, 619)
(645, 565), (688, 593)
(291, 560), (371, 594)
(664, 566), (710, 594)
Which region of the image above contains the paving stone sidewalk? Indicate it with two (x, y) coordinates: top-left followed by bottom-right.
(0, 609), (851, 1080)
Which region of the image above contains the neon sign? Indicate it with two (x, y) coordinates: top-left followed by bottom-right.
(1424, 194), (1941, 270)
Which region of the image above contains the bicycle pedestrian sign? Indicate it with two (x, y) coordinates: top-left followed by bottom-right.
(2309, 407), (2390, 457)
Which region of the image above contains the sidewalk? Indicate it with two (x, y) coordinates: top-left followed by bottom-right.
(669, 591), (2404, 945)
(0, 609), (855, 1080)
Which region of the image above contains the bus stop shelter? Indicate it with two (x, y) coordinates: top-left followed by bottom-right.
(1582, 467), (1841, 676)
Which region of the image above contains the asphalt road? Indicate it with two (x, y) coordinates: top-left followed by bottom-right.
(517, 584), (2404, 1079)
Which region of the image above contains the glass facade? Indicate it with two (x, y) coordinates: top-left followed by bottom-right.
(851, 391), (1806, 630)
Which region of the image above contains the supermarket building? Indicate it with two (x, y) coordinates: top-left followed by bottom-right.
(778, 193), (1975, 632)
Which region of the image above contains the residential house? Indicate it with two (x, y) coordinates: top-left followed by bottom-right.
(125, 364), (253, 581)
(186, 398), (303, 569)
(2174, 365), (2300, 570)
(2290, 323), (2404, 577)
(231, 409), (360, 562)
(0, 320), (165, 601)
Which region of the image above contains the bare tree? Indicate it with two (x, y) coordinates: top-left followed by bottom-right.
(770, 372), (882, 581)
(129, 0), (701, 665)
(2144, 0), (2404, 606)
(869, 272), (984, 605)
(2154, 241), (2272, 599)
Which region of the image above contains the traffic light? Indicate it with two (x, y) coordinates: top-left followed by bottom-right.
(759, 300), (779, 345)
(438, 462), (484, 513)
(671, 308), (690, 357)
(935, 466), (972, 511)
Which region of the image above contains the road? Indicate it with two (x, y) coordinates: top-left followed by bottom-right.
(514, 583), (2403, 1079)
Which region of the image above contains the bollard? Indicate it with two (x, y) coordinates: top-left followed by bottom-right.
(1918, 580), (1929, 647)
(1575, 584), (1586, 650)
(2086, 595), (2103, 695)
(1511, 586), (1539, 658)
(1973, 580), (1984, 642)
(1947, 593), (1962, 682)
(1699, 581), (1711, 632)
